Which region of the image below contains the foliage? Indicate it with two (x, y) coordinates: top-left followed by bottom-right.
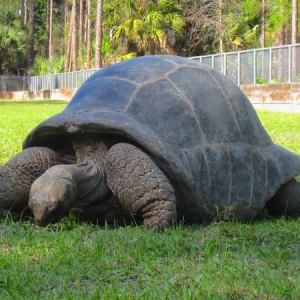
(106, 0), (185, 55)
(0, 0), (299, 74)
(0, 10), (28, 75)
(29, 54), (65, 75)
(256, 77), (268, 84)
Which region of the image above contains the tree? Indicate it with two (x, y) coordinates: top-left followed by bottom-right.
(0, 23), (28, 74)
(20, 0), (28, 26)
(291, 0), (298, 79)
(48, 0), (53, 63)
(181, 0), (219, 55)
(86, 0), (91, 68)
(2, 0), (299, 75)
(264, 0), (291, 45)
(291, 0), (298, 44)
(79, 0), (84, 64)
(29, 0), (35, 66)
(261, 0), (266, 47)
(64, 0), (77, 71)
(95, 0), (103, 68)
(71, 0), (77, 70)
(111, 0), (185, 56)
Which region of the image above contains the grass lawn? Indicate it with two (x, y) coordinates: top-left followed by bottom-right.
(0, 99), (300, 299)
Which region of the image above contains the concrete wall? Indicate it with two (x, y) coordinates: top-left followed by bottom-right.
(239, 83), (300, 113)
(1, 84), (300, 113)
(0, 88), (75, 101)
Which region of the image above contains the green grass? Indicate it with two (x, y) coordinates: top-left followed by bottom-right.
(0, 100), (67, 166)
(1, 100), (300, 299)
(257, 110), (300, 155)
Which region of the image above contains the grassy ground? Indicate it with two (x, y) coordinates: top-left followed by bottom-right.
(0, 100), (300, 299)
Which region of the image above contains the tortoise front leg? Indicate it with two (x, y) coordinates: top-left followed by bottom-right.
(0, 147), (64, 217)
(29, 140), (109, 226)
(106, 143), (177, 229)
(266, 179), (300, 217)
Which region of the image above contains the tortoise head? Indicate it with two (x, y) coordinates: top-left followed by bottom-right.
(29, 166), (77, 226)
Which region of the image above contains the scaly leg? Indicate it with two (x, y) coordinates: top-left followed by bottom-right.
(0, 147), (64, 217)
(106, 143), (177, 229)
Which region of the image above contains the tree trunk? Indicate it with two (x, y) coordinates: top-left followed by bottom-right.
(292, 0), (298, 79)
(64, 0), (69, 25)
(95, 0), (103, 68)
(260, 0), (266, 48)
(278, 25), (286, 46)
(79, 0), (84, 65)
(86, 0), (91, 69)
(29, 0), (35, 66)
(292, 0), (298, 44)
(71, 0), (77, 71)
(46, 0), (49, 32)
(48, 0), (54, 65)
(64, 0), (76, 72)
(218, 0), (224, 52)
(20, 0), (26, 26)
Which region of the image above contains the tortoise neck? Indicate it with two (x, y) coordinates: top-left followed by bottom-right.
(71, 136), (110, 203)
(72, 136), (109, 164)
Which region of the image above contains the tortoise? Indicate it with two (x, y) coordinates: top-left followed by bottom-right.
(1, 55), (300, 228)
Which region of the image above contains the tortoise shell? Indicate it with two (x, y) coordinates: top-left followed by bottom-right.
(23, 55), (300, 222)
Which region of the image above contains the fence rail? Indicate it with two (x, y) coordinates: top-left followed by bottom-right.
(1, 44), (300, 92)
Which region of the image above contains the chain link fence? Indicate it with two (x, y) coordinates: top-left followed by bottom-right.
(0, 76), (30, 92)
(191, 44), (300, 85)
(1, 44), (300, 92)
(28, 69), (98, 91)
(0, 69), (98, 92)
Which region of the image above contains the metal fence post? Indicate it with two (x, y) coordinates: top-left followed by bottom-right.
(253, 49), (256, 84)
(288, 45), (292, 83)
(269, 48), (272, 82)
(237, 52), (240, 85)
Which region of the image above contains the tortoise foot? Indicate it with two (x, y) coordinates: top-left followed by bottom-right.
(106, 143), (177, 229)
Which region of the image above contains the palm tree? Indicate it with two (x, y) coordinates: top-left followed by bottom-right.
(0, 24), (28, 74)
(110, 0), (185, 56)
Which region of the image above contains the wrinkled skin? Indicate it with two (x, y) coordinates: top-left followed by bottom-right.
(0, 137), (177, 228)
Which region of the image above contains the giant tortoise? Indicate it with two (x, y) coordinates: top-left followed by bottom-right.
(1, 55), (300, 228)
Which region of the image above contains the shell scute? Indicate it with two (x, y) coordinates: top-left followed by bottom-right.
(126, 78), (204, 148)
